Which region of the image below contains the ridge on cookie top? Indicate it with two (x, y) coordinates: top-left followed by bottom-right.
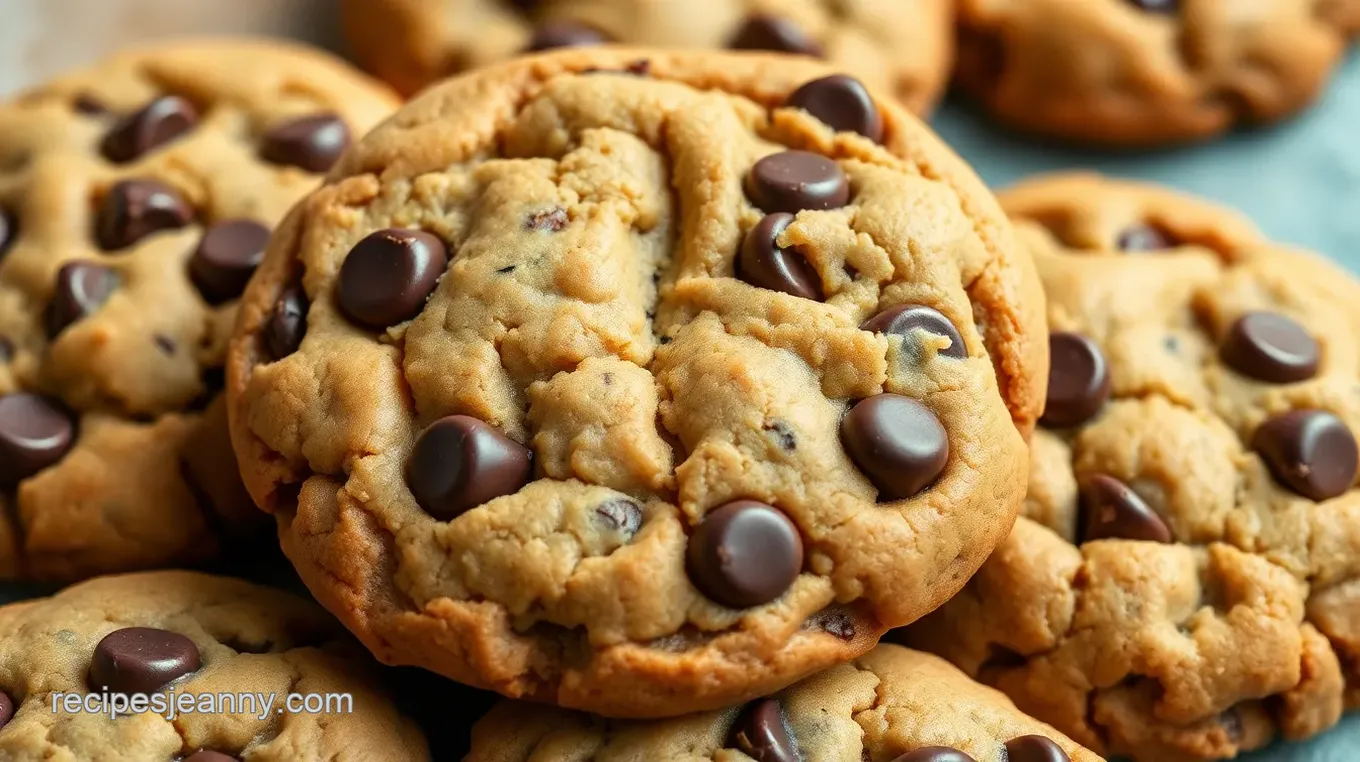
(905, 173), (1360, 762)
(226, 48), (1049, 717)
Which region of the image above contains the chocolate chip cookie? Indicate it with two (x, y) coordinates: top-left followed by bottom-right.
(0, 40), (397, 579)
(341, 0), (954, 114)
(0, 570), (429, 761)
(904, 173), (1360, 761)
(226, 48), (1048, 717)
(465, 644), (1101, 761)
(956, 0), (1360, 146)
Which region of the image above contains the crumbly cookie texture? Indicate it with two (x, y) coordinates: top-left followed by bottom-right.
(465, 644), (1102, 762)
(904, 173), (1360, 761)
(0, 570), (429, 762)
(341, 0), (953, 114)
(955, 0), (1360, 146)
(226, 48), (1046, 717)
(0, 39), (397, 580)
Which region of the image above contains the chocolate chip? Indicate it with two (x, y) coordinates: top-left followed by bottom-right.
(0, 337), (12, 362)
(525, 208), (568, 231)
(1126, 0), (1179, 12)
(524, 21), (609, 52)
(687, 500), (803, 608)
(1040, 332), (1111, 429)
(95, 179), (192, 251)
(48, 262), (119, 337)
(807, 608), (855, 640)
(183, 752), (239, 762)
(1116, 223), (1173, 252)
(1005, 735), (1071, 762)
(596, 498), (643, 535)
(738, 213), (822, 300)
(787, 75), (883, 143)
(1079, 474), (1172, 544)
(0, 393), (75, 488)
(406, 415), (533, 521)
(260, 113), (350, 173)
(73, 94), (108, 115)
(841, 394), (948, 501)
(1252, 410), (1358, 500)
(189, 219), (270, 304)
(728, 14), (823, 57)
(746, 151), (849, 215)
(1220, 311), (1320, 384)
(891, 749), (977, 762)
(0, 207), (15, 259)
(861, 305), (967, 359)
(89, 627), (200, 694)
(264, 283), (308, 360)
(763, 419), (797, 451)
(728, 698), (801, 762)
(100, 95), (199, 163)
(0, 690), (12, 729)
(153, 334), (176, 355)
(338, 229), (449, 328)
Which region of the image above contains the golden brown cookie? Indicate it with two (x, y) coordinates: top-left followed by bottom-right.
(226, 48), (1047, 717)
(465, 644), (1102, 762)
(0, 571), (429, 762)
(0, 40), (397, 580)
(955, 0), (1360, 146)
(341, 0), (954, 114)
(904, 173), (1360, 761)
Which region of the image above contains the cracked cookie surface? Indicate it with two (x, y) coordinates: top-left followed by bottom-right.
(0, 570), (429, 762)
(226, 48), (1046, 717)
(465, 644), (1102, 762)
(0, 40), (397, 580)
(955, 0), (1360, 146)
(341, 0), (953, 115)
(904, 173), (1360, 761)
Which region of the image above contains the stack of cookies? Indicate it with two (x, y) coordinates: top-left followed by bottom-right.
(0, 3), (1357, 762)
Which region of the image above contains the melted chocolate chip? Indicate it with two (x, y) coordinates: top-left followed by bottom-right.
(260, 114), (350, 173)
(1080, 474), (1172, 543)
(406, 416), (533, 521)
(1252, 410), (1358, 500)
(1040, 332), (1111, 429)
(891, 749), (977, 762)
(0, 690), (12, 729)
(595, 498), (643, 536)
(338, 229), (449, 329)
(1004, 735), (1071, 762)
(48, 262), (119, 337)
(182, 752), (239, 762)
(89, 627), (200, 694)
(728, 698), (801, 762)
(1220, 311), (1320, 384)
(95, 179), (193, 251)
(189, 219), (270, 305)
(861, 305), (967, 359)
(841, 394), (948, 501)
(0, 393), (75, 488)
(738, 213), (822, 300)
(525, 207), (568, 231)
(100, 95), (199, 163)
(264, 283), (308, 360)
(746, 151), (849, 214)
(687, 500), (803, 609)
(524, 21), (609, 52)
(787, 75), (883, 142)
(729, 14), (823, 57)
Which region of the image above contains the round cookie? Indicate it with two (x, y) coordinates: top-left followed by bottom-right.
(0, 570), (429, 761)
(341, 0), (954, 114)
(226, 48), (1048, 717)
(955, 0), (1360, 146)
(0, 40), (397, 580)
(904, 174), (1360, 761)
(466, 644), (1102, 762)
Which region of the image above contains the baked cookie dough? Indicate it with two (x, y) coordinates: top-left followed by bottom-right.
(955, 0), (1360, 146)
(905, 173), (1360, 761)
(226, 48), (1047, 717)
(465, 644), (1101, 762)
(341, 0), (954, 114)
(0, 570), (429, 761)
(0, 40), (397, 580)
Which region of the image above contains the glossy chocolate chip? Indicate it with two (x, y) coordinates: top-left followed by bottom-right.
(1005, 735), (1071, 762)
(406, 416), (533, 521)
(100, 95), (199, 163)
(189, 219), (270, 304)
(183, 752), (239, 762)
(687, 500), (803, 608)
(263, 283), (308, 360)
(1116, 223), (1173, 252)
(1220, 311), (1319, 384)
(891, 748), (977, 762)
(1253, 410), (1358, 501)
(595, 498), (643, 535)
(841, 394), (948, 501)
(0, 690), (12, 730)
(746, 151), (849, 214)
(787, 75), (883, 143)
(1080, 474), (1172, 544)
(338, 229), (448, 329)
(1041, 332), (1111, 429)
(729, 14), (823, 57)
(861, 305), (966, 359)
(95, 179), (192, 251)
(89, 627), (200, 694)
(48, 262), (119, 337)
(727, 698), (800, 762)
(738, 213), (822, 300)
(260, 114), (350, 173)
(1125, 0), (1179, 12)
(524, 21), (609, 51)
(0, 393), (75, 488)
(0, 207), (15, 259)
